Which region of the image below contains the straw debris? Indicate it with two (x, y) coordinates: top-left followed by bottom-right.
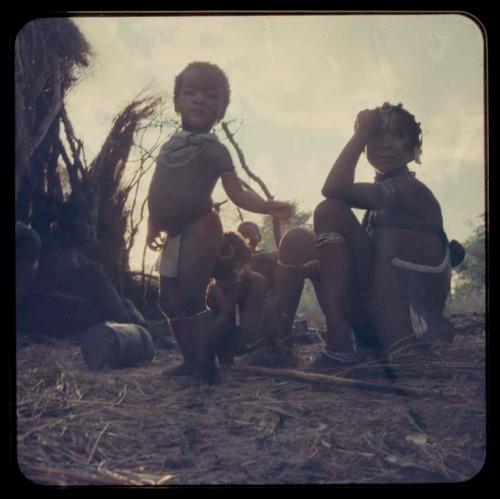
(16, 313), (485, 485)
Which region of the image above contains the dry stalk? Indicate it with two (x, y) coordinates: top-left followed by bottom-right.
(87, 422), (111, 465)
(236, 365), (438, 398)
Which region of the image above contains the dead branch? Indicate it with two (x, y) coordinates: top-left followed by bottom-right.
(60, 105), (87, 178)
(222, 122), (273, 200)
(236, 207), (244, 222)
(29, 70), (63, 157)
(235, 365), (438, 398)
(221, 121), (282, 247)
(57, 137), (80, 192)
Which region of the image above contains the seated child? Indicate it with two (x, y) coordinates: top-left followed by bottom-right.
(207, 231), (270, 365)
(308, 102), (458, 371)
(237, 221), (278, 290)
(147, 61), (292, 383)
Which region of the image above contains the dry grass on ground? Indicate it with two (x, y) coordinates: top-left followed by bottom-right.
(15, 313), (486, 486)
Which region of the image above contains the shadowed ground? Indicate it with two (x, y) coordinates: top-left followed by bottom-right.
(15, 312), (485, 485)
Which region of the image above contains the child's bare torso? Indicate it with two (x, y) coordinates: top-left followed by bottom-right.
(148, 140), (233, 236)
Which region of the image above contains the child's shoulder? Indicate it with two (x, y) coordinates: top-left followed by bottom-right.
(204, 139), (235, 172)
(205, 137), (230, 156)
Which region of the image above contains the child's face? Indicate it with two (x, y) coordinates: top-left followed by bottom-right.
(174, 68), (224, 132)
(239, 227), (261, 250)
(366, 111), (415, 173)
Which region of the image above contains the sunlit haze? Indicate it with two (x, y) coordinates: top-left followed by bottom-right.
(63, 14), (485, 271)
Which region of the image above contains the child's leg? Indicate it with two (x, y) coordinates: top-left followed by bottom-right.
(214, 317), (236, 366)
(177, 211), (224, 382)
(159, 277), (197, 375)
(313, 199), (373, 355)
(238, 272), (269, 348)
(206, 283), (237, 366)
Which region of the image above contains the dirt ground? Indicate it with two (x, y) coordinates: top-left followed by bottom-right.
(14, 312), (486, 486)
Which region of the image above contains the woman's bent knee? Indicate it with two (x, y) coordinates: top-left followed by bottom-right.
(313, 199), (351, 231)
(279, 228), (315, 266)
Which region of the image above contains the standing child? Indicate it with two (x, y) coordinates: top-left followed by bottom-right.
(308, 102), (458, 371)
(147, 62), (292, 383)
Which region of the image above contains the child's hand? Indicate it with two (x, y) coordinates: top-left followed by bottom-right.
(354, 109), (381, 142)
(147, 219), (165, 251)
(267, 201), (293, 221)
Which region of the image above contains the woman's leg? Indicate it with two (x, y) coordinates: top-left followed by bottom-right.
(369, 255), (414, 353)
(266, 228), (317, 346)
(241, 229), (315, 366)
(312, 199), (373, 359)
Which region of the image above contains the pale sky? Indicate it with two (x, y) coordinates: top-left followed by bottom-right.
(62, 14), (485, 271)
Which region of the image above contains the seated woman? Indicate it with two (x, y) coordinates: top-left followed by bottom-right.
(309, 102), (458, 371)
(242, 103), (461, 371)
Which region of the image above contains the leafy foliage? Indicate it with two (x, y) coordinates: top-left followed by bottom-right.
(256, 201), (313, 252)
(446, 214), (486, 314)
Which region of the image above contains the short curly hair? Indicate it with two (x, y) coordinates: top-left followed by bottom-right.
(174, 61), (231, 121)
(213, 231), (252, 279)
(237, 221), (261, 241)
(378, 102), (423, 154)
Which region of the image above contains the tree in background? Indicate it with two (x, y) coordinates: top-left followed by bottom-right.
(446, 214), (486, 314)
(256, 201), (312, 252)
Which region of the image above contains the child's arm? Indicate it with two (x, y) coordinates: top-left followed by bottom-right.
(321, 108), (414, 210)
(222, 172), (292, 220)
(326, 182), (389, 210)
(322, 109), (379, 197)
(325, 176), (422, 212)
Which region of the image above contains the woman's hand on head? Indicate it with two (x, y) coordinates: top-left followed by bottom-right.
(354, 109), (380, 143)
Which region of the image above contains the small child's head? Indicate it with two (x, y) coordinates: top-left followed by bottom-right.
(364, 102), (423, 172)
(213, 231), (252, 281)
(237, 221), (262, 251)
(174, 61), (230, 132)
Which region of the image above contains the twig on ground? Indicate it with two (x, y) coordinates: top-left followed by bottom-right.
(87, 422), (110, 465)
(236, 365), (438, 398)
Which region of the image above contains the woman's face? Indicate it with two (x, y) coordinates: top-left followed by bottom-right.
(366, 111), (415, 173)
